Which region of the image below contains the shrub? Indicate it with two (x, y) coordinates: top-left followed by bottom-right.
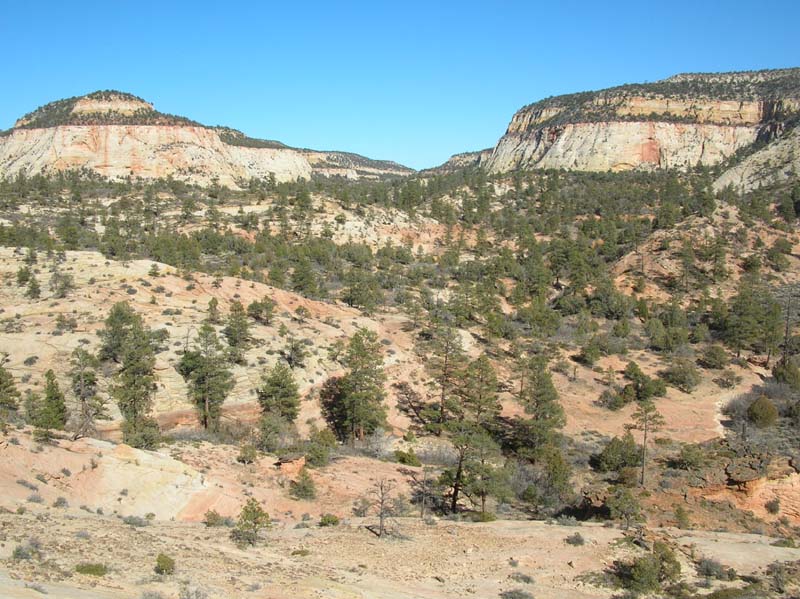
(772, 360), (800, 391)
(303, 428), (337, 468)
(700, 345), (729, 370)
(230, 498), (270, 546)
(154, 553), (175, 575)
(698, 558), (735, 580)
(471, 511), (497, 522)
(319, 513), (340, 527)
(565, 532), (585, 546)
(75, 562), (108, 576)
(394, 449), (421, 467)
(122, 515), (150, 527)
(27, 493), (44, 504)
(12, 544), (34, 560)
(747, 395), (778, 428)
(675, 444), (704, 470)
(595, 433), (641, 472)
(663, 358), (701, 392)
(674, 505), (690, 529)
(289, 468), (317, 500)
(53, 496), (69, 508)
(203, 509), (234, 527)
(236, 444), (258, 464)
(500, 590), (534, 599)
(32, 428), (53, 443)
(765, 497), (781, 515)
(623, 541), (680, 593)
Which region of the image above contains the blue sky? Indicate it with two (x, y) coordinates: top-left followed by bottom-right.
(1, 1), (797, 169)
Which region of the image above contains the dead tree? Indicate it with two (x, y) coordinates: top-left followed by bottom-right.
(365, 478), (396, 538)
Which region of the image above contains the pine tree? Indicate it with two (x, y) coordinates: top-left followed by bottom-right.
(426, 323), (466, 434)
(113, 315), (159, 448)
(457, 355), (501, 428)
(98, 302), (142, 363)
(38, 370), (68, 430)
(206, 297), (221, 324)
(69, 347), (108, 439)
(462, 430), (509, 515)
(256, 362), (300, 422)
(222, 300), (249, 363)
(26, 275), (41, 299)
(0, 363), (20, 418)
(517, 355), (565, 449)
(320, 328), (387, 443)
(179, 323), (233, 431)
(627, 400), (665, 486)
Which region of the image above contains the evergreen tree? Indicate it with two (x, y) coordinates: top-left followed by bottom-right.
(222, 300), (249, 363)
(178, 323), (234, 431)
(247, 296), (276, 324)
(457, 355), (501, 428)
(517, 355), (565, 449)
(37, 370), (68, 430)
(0, 363), (20, 419)
(320, 328), (387, 443)
(206, 297), (221, 324)
(426, 323), (467, 434)
(26, 274), (41, 299)
(69, 347), (108, 439)
(291, 257), (318, 296)
(256, 362), (300, 422)
(112, 314), (159, 448)
(98, 302), (142, 363)
(627, 400), (665, 486)
(461, 430), (509, 515)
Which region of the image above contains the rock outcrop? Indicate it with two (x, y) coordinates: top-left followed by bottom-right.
(714, 126), (800, 192)
(0, 91), (412, 186)
(479, 68), (800, 186)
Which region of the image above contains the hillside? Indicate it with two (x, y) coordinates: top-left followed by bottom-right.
(2, 73), (800, 599)
(466, 68), (800, 190)
(0, 91), (413, 186)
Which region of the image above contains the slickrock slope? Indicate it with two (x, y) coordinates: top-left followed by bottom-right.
(481, 68), (800, 182)
(0, 91), (412, 186)
(714, 126), (800, 191)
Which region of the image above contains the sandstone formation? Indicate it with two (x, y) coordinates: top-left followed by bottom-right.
(472, 68), (800, 188)
(714, 126), (800, 191)
(0, 91), (412, 186)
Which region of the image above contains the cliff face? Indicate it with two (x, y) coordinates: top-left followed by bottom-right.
(482, 68), (800, 180)
(0, 91), (412, 186)
(487, 120), (759, 173)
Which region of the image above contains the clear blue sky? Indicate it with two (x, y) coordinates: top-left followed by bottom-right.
(1, 1), (797, 169)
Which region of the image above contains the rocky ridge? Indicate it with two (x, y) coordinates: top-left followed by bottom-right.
(0, 91), (413, 186)
(430, 68), (800, 190)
